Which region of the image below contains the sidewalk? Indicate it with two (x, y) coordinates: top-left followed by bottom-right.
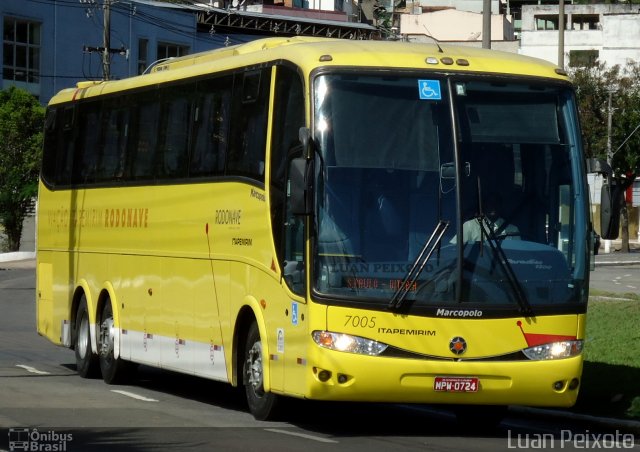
(0, 214), (35, 268)
(594, 239), (640, 266)
(0, 251), (35, 262)
(0, 252), (35, 269)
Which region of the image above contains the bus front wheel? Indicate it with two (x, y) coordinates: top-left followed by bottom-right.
(74, 296), (99, 378)
(243, 321), (280, 420)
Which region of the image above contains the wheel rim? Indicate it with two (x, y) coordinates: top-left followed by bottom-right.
(246, 341), (265, 397)
(99, 313), (115, 360)
(77, 312), (90, 359)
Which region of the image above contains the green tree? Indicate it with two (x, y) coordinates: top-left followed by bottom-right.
(373, 0), (394, 38)
(0, 87), (44, 252)
(570, 61), (640, 252)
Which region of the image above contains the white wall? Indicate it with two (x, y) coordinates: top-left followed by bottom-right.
(416, 0), (500, 14)
(400, 9), (511, 41)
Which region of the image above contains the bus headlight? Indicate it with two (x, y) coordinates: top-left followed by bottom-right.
(312, 331), (388, 356)
(522, 340), (583, 360)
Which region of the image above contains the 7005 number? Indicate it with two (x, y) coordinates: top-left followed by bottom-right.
(344, 315), (377, 328)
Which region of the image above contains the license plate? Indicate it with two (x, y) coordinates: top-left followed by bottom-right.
(434, 376), (479, 392)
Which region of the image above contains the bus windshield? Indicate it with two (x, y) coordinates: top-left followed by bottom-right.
(312, 73), (588, 313)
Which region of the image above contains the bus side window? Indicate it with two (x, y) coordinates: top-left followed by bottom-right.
(42, 106), (76, 187)
(227, 69), (270, 181)
(76, 104), (101, 185)
(158, 87), (191, 179)
(190, 76), (232, 178)
(131, 96), (160, 180)
(98, 104), (129, 181)
(41, 108), (58, 186)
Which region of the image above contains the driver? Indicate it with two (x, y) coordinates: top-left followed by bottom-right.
(452, 193), (520, 243)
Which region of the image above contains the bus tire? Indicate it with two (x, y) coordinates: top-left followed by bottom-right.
(243, 321), (280, 421)
(74, 296), (99, 378)
(98, 300), (133, 384)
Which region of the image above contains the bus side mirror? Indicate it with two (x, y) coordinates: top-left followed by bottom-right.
(600, 180), (621, 240)
(586, 158), (621, 240)
(289, 157), (314, 216)
(586, 158), (612, 176)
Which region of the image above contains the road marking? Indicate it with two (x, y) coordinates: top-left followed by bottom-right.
(264, 428), (338, 443)
(111, 390), (159, 402)
(16, 364), (50, 375)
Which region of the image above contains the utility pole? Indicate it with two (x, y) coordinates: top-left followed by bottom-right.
(482, 0), (491, 49)
(83, 0), (127, 81)
(604, 88), (614, 253)
(558, 0), (565, 68)
(607, 90), (614, 168)
(103, 0), (111, 81)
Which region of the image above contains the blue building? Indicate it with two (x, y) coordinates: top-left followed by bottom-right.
(2, 0), (376, 105)
(1, 0), (255, 105)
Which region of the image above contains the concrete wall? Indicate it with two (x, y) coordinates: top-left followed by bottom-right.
(400, 9), (513, 41)
(416, 0), (500, 14)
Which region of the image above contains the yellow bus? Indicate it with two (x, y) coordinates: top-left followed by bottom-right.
(36, 36), (617, 422)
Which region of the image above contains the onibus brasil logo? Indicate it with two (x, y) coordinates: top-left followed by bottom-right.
(8, 428), (73, 451)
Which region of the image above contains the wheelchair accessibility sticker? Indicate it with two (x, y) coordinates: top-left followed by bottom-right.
(418, 80), (441, 100)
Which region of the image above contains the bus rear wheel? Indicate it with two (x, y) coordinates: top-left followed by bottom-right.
(243, 321), (280, 420)
(74, 296), (99, 378)
(98, 300), (133, 384)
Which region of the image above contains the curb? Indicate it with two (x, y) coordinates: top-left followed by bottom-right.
(594, 251), (640, 266)
(0, 251), (35, 263)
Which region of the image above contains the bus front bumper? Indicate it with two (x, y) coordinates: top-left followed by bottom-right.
(303, 351), (582, 407)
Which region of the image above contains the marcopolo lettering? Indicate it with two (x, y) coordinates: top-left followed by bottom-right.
(250, 188), (266, 202)
(436, 308), (483, 318)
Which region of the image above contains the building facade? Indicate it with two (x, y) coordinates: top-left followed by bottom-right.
(396, 0), (517, 52)
(519, 3), (640, 68)
(1, 0), (240, 104)
(400, 8), (514, 44)
(2, 0), (374, 106)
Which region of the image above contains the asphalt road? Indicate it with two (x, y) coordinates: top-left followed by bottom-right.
(1, 264), (638, 451)
(589, 264), (640, 296)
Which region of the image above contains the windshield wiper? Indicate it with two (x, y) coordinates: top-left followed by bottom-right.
(476, 217), (533, 316)
(388, 220), (449, 310)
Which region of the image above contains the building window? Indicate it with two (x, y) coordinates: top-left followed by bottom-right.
(569, 50), (599, 68)
(571, 14), (599, 31)
(138, 39), (148, 75)
(535, 15), (567, 31)
(157, 43), (189, 60)
(3, 17), (41, 84)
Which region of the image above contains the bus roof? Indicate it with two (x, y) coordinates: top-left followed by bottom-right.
(50, 37), (569, 105)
